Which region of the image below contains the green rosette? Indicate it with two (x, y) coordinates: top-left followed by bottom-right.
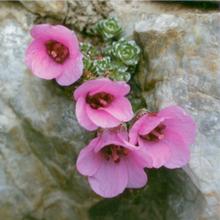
(80, 43), (96, 73)
(102, 44), (113, 56)
(83, 56), (96, 73)
(96, 17), (122, 41)
(80, 42), (91, 55)
(94, 56), (111, 75)
(80, 42), (99, 59)
(112, 39), (141, 66)
(110, 70), (131, 82)
(108, 61), (131, 82)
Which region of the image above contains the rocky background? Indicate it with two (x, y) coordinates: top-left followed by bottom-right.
(0, 1), (219, 220)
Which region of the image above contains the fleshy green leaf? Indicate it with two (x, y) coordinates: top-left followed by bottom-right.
(112, 39), (141, 66)
(95, 17), (122, 41)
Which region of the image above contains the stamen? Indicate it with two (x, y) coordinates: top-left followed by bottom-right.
(141, 123), (166, 142)
(86, 92), (114, 109)
(112, 147), (120, 163)
(151, 130), (164, 140)
(46, 40), (69, 64)
(101, 145), (128, 163)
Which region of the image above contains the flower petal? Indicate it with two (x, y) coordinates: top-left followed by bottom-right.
(138, 137), (171, 168)
(158, 105), (187, 119)
(56, 55), (83, 86)
(125, 155), (148, 188)
(31, 24), (81, 57)
(162, 109), (196, 146)
(25, 40), (62, 79)
(94, 128), (136, 153)
(163, 130), (190, 169)
(31, 24), (52, 40)
(129, 115), (146, 145)
(159, 105), (196, 143)
(132, 148), (153, 168)
(76, 138), (102, 176)
(139, 115), (165, 136)
(75, 97), (98, 131)
(74, 78), (130, 100)
(101, 97), (133, 122)
(129, 114), (163, 145)
(88, 159), (128, 198)
(89, 80), (130, 97)
(86, 106), (120, 128)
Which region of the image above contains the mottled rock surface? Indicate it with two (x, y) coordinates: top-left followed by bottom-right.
(0, 2), (98, 220)
(20, 0), (67, 20)
(20, 0), (113, 31)
(65, 0), (113, 31)
(0, 1), (219, 220)
(135, 13), (220, 220)
(110, 0), (219, 35)
(89, 168), (205, 220)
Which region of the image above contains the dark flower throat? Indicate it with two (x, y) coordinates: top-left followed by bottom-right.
(86, 92), (114, 109)
(46, 40), (69, 64)
(101, 144), (128, 163)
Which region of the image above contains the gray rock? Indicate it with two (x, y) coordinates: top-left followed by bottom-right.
(0, 2), (99, 220)
(89, 169), (205, 220)
(110, 0), (220, 36)
(20, 0), (67, 21)
(20, 0), (113, 32)
(64, 0), (113, 32)
(0, 1), (219, 220)
(135, 13), (220, 220)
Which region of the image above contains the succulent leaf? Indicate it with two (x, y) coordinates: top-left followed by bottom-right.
(96, 17), (122, 41)
(112, 39), (141, 66)
(94, 56), (111, 75)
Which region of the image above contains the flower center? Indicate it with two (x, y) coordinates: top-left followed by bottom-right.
(101, 144), (128, 163)
(45, 40), (69, 64)
(141, 123), (166, 142)
(86, 92), (114, 109)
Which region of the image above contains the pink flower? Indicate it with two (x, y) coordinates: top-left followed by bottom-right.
(129, 106), (196, 169)
(25, 24), (83, 86)
(76, 127), (152, 198)
(74, 78), (134, 131)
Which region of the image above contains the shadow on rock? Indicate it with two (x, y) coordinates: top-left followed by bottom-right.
(89, 168), (206, 220)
